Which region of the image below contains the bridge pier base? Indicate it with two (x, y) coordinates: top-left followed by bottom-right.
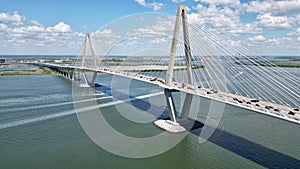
(154, 89), (194, 133)
(81, 71), (97, 88)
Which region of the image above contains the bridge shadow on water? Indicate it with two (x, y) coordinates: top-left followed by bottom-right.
(191, 128), (300, 168)
(94, 84), (300, 168)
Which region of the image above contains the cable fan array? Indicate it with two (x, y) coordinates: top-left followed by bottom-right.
(75, 16), (299, 109)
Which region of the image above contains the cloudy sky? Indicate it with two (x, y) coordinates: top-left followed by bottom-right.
(0, 0), (299, 56)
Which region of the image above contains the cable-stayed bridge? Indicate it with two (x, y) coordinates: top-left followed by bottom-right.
(35, 5), (300, 132)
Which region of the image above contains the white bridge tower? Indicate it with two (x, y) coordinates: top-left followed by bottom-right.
(155, 5), (196, 133)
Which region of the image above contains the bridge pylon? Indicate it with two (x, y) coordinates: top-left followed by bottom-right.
(155, 5), (195, 133)
(80, 33), (98, 88)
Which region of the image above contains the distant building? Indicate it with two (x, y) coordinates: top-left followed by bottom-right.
(0, 59), (5, 64)
(54, 60), (63, 63)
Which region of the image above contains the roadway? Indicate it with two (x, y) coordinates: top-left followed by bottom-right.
(38, 63), (300, 125)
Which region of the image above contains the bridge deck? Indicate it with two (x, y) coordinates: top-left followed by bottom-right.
(39, 63), (300, 125)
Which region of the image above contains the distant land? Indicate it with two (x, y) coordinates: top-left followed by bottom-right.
(1, 55), (300, 69)
(0, 63), (52, 76)
(235, 59), (300, 68)
(0, 55), (299, 58)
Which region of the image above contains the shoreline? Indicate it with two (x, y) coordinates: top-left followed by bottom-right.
(0, 63), (53, 76)
(235, 60), (300, 68)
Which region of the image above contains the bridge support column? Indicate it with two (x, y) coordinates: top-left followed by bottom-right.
(81, 71), (97, 87)
(67, 69), (74, 80)
(164, 89), (178, 123)
(70, 72), (73, 80)
(179, 93), (193, 121)
(90, 71), (97, 85)
(164, 89), (193, 123)
(72, 69), (80, 81)
(74, 69), (80, 81)
(77, 70), (80, 80)
(82, 71), (89, 87)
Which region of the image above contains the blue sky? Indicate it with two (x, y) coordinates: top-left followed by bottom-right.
(0, 0), (299, 55)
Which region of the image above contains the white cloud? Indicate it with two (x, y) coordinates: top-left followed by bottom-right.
(188, 13), (202, 24)
(30, 20), (43, 27)
(0, 11), (24, 26)
(228, 23), (262, 34)
(0, 23), (8, 31)
(133, 23), (173, 36)
(27, 25), (45, 32)
(245, 0), (300, 16)
(243, 1), (299, 31)
(47, 21), (71, 32)
(0, 13), (83, 54)
(289, 14), (300, 26)
(248, 35), (266, 41)
(192, 4), (240, 28)
(135, 0), (146, 6)
(171, 0), (186, 3)
(130, 16), (174, 43)
(200, 0), (240, 7)
(150, 2), (164, 11)
(245, 35), (291, 50)
(1, 1), (299, 55)
(134, 0), (164, 11)
(93, 29), (121, 39)
(187, 0), (300, 55)
(256, 13), (290, 29)
(287, 28), (300, 42)
(288, 28), (300, 36)
(91, 29), (122, 54)
(189, 3), (262, 36)
(92, 16), (176, 56)
(94, 29), (112, 36)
